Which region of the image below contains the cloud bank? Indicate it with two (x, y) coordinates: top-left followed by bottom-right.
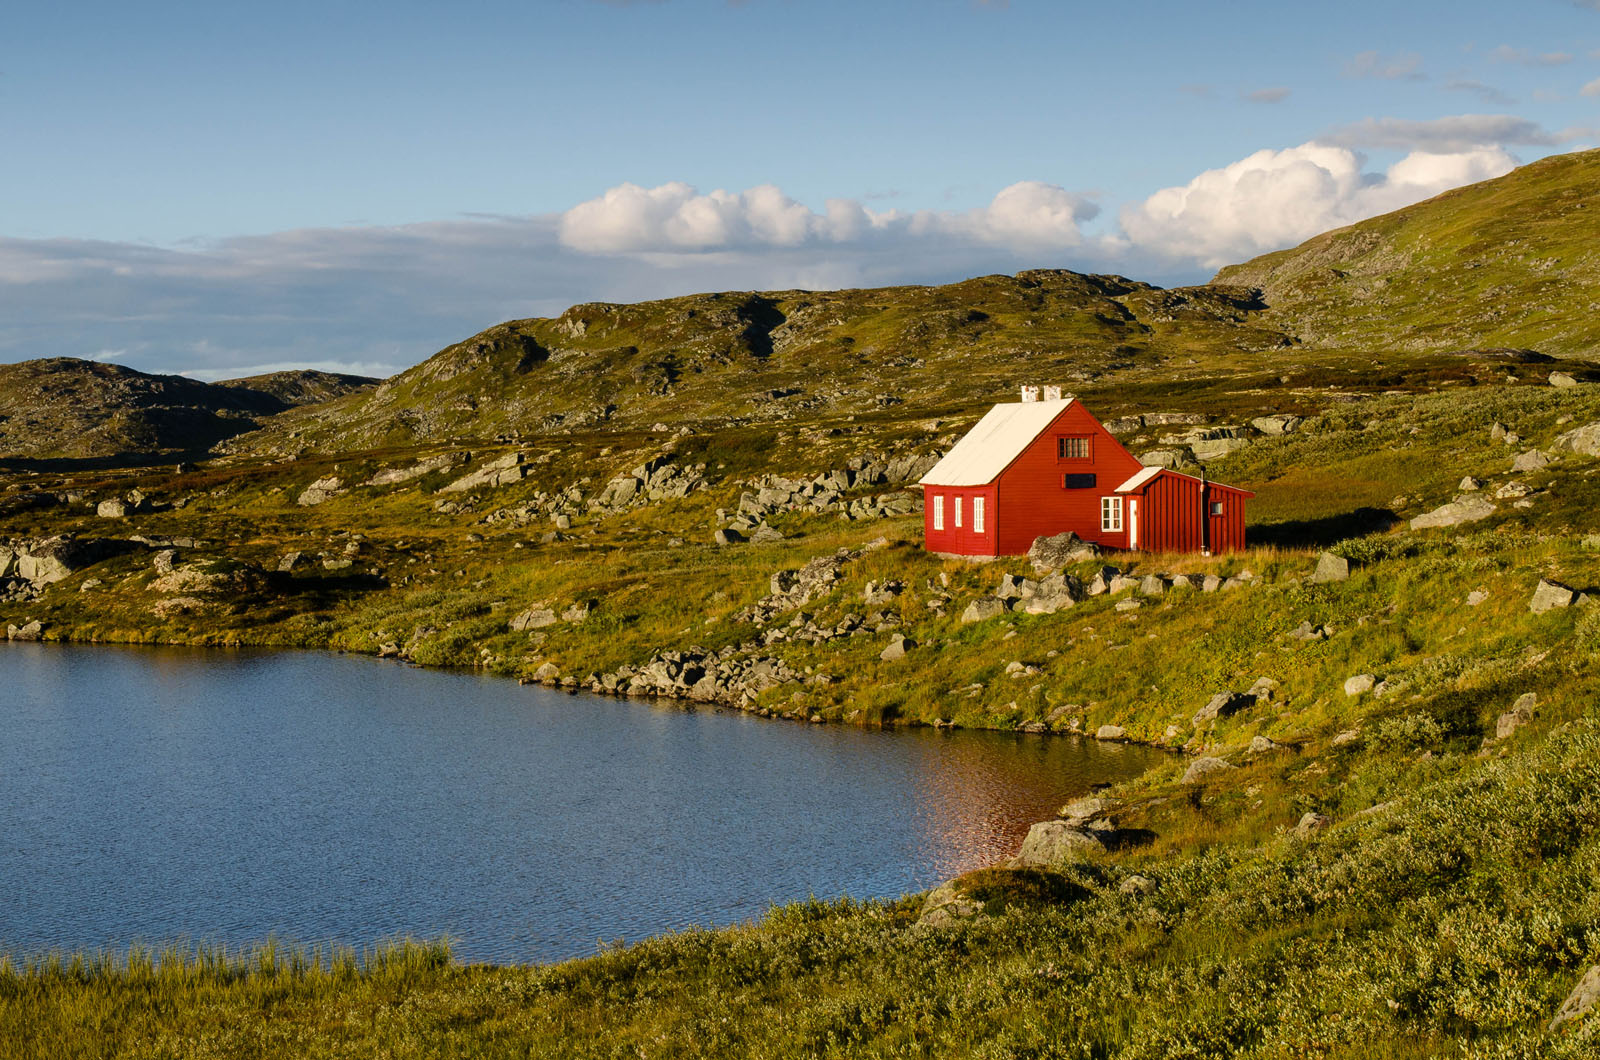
(0, 126), (1565, 378)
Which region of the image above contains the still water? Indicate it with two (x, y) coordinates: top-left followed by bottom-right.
(0, 643), (1160, 963)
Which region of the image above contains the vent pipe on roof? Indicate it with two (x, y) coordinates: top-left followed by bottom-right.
(1020, 385), (1040, 403)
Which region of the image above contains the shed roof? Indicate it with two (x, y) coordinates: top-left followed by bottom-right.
(918, 398), (1076, 487)
(1114, 465), (1256, 497)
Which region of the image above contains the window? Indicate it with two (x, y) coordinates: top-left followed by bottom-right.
(1062, 473), (1097, 489)
(1209, 501), (1225, 516)
(954, 496), (963, 528)
(1101, 496), (1123, 533)
(973, 496), (985, 533)
(933, 495), (945, 530)
(1058, 436), (1090, 460)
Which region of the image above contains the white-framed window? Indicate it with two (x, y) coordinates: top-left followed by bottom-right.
(1209, 501), (1224, 516)
(1058, 436), (1090, 460)
(933, 495), (945, 530)
(973, 496), (985, 533)
(954, 496), (963, 528)
(1101, 496), (1123, 533)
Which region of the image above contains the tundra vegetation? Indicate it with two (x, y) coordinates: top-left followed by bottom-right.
(3, 150), (1600, 1057)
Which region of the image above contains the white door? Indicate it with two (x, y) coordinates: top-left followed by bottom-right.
(1129, 498), (1140, 550)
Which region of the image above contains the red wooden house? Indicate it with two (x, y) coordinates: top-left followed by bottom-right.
(917, 389), (1253, 557)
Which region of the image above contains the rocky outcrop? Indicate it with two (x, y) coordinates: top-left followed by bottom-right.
(1410, 495), (1495, 530)
(439, 452), (528, 494)
(1530, 579), (1583, 613)
(734, 548), (873, 625)
(1181, 757), (1234, 784)
(1014, 820), (1106, 866)
(1, 536), (113, 601)
(1554, 421), (1600, 457)
(363, 453), (465, 487)
(588, 645), (803, 708)
(296, 476), (346, 506)
(1550, 965), (1600, 1031)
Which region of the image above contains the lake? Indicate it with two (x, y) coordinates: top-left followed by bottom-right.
(0, 643), (1162, 963)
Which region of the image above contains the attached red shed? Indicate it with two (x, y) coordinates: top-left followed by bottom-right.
(918, 392), (1254, 557)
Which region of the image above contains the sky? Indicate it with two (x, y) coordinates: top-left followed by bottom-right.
(3, 0), (1599, 379)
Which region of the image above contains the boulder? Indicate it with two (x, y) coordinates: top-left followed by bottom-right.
(296, 476), (345, 506)
(1192, 690), (1252, 727)
(6, 620), (43, 641)
(1331, 729), (1361, 748)
(750, 525), (785, 543)
(96, 499), (130, 518)
(510, 606), (559, 631)
(1139, 447), (1199, 470)
(439, 452), (527, 493)
(1311, 552), (1350, 584)
(1095, 724), (1127, 741)
(1410, 495), (1496, 530)
(1294, 812), (1332, 837)
(1553, 421), (1600, 457)
(879, 634), (914, 662)
(1021, 572), (1080, 615)
(713, 528), (745, 545)
(1458, 476), (1483, 492)
(1139, 574), (1167, 596)
(1510, 449), (1551, 473)
(1014, 820), (1106, 866)
(1495, 693), (1537, 740)
(1343, 674), (1376, 697)
(1531, 579), (1577, 613)
(1119, 875), (1158, 896)
(1181, 757), (1234, 784)
(1549, 371), (1580, 388)
(916, 879), (986, 928)
(1249, 735), (1281, 754)
(960, 598), (1009, 624)
(1550, 965), (1600, 1031)
(532, 662), (561, 683)
(1250, 415), (1302, 436)
(1059, 796), (1119, 822)
(1026, 532), (1099, 574)
(1466, 589), (1489, 606)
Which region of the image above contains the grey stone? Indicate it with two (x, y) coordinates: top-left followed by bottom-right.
(1410, 495), (1496, 530)
(511, 606), (559, 631)
(1250, 415), (1302, 436)
(6, 620), (43, 641)
(532, 662), (561, 683)
(1059, 796), (1119, 821)
(1311, 552), (1350, 584)
(1027, 532), (1100, 573)
(1014, 820), (1107, 866)
(1021, 572), (1080, 615)
(1553, 421), (1600, 457)
(1139, 447), (1199, 470)
(1458, 476), (1483, 491)
(1467, 590), (1489, 606)
(1294, 812), (1332, 837)
(1530, 579), (1577, 613)
(880, 634), (914, 661)
(1510, 449), (1551, 473)
(296, 476), (345, 506)
(1250, 735), (1281, 754)
(1119, 875), (1158, 896)
(1343, 674), (1376, 697)
(1331, 729), (1361, 747)
(1181, 756), (1234, 784)
(1192, 690), (1251, 727)
(96, 499), (130, 518)
(916, 880), (985, 928)
(1550, 965), (1600, 1030)
(1139, 574), (1167, 596)
(713, 528), (745, 545)
(1495, 692), (1536, 740)
(1095, 724), (1127, 741)
(1549, 371), (1581, 389)
(960, 598), (1009, 624)
(750, 525), (785, 543)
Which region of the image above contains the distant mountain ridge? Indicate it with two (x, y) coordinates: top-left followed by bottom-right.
(0, 359), (376, 460)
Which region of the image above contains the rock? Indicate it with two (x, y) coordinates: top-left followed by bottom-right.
(1458, 476), (1482, 491)
(961, 598), (1009, 624)
(1554, 421), (1600, 457)
(1014, 820), (1107, 866)
(6, 620), (43, 641)
(880, 634), (914, 661)
(296, 476), (345, 506)
(152, 549), (178, 575)
(1021, 572), (1080, 615)
(1343, 674), (1376, 697)
(1549, 370), (1580, 388)
(1095, 724), (1127, 741)
(1531, 579), (1577, 613)
(1059, 796), (1119, 822)
(1466, 590), (1489, 606)
(995, 573), (1037, 600)
(96, 499), (130, 518)
(1294, 812), (1332, 837)
(1550, 965), (1600, 1031)
(532, 662), (561, 683)
(1311, 552), (1350, 584)
(916, 879), (986, 928)
(713, 528), (745, 545)
(1113, 598), (1141, 612)
(1181, 757), (1234, 784)
(750, 525), (785, 543)
(1510, 449), (1551, 473)
(1331, 729), (1361, 748)
(1250, 735), (1282, 754)
(561, 601), (594, 623)
(1085, 566), (1120, 595)
(1201, 574), (1223, 593)
(363, 453), (464, 487)
(1289, 620), (1329, 641)
(1410, 495), (1496, 530)
(1027, 532), (1099, 573)
(439, 452), (527, 493)
(1139, 447), (1199, 470)
(1139, 574), (1167, 596)
(1118, 875), (1158, 896)
(510, 606), (559, 631)
(1247, 676), (1280, 701)
(1495, 693), (1537, 740)
(1192, 690), (1251, 727)
(1250, 415), (1302, 436)
(277, 551), (306, 572)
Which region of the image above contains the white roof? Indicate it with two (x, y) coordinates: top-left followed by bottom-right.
(919, 398), (1076, 487)
(1114, 466), (1166, 493)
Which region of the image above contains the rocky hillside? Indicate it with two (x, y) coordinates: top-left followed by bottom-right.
(1215, 148), (1600, 355)
(0, 359), (374, 461)
(230, 271), (1292, 456)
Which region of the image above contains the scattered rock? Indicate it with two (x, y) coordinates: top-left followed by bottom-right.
(1466, 590), (1489, 606)
(961, 598), (1010, 624)
(1014, 820), (1106, 866)
(1344, 674), (1376, 697)
(1119, 874), (1158, 896)
(1192, 690), (1252, 727)
(1095, 724), (1127, 741)
(1250, 415), (1302, 436)
(438, 452), (527, 494)
(1181, 757), (1234, 784)
(1113, 599), (1141, 612)
(532, 662), (561, 683)
(1294, 812), (1332, 837)
(1289, 620), (1329, 641)
(1549, 371), (1580, 389)
(1550, 965), (1600, 1031)
(1530, 579), (1578, 613)
(1311, 551), (1350, 584)
(1331, 729), (1361, 748)
(96, 499), (130, 518)
(713, 528), (745, 545)
(916, 879), (986, 928)
(296, 476), (345, 506)
(510, 606), (559, 631)
(1510, 449), (1551, 473)
(1026, 532), (1100, 574)
(1554, 421), (1600, 458)
(1250, 735), (1282, 754)
(6, 620), (43, 641)
(1495, 693), (1537, 740)
(1458, 476), (1483, 492)
(880, 634), (914, 661)
(750, 525), (785, 543)
(1410, 495), (1495, 530)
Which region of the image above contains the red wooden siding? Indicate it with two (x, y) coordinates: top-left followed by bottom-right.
(1118, 471), (1253, 554)
(922, 484), (999, 556)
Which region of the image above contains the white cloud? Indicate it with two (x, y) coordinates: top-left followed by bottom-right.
(1583, 77), (1600, 97)
(1318, 113), (1562, 152)
(1118, 142), (1515, 268)
(1244, 87), (1292, 104)
(1444, 79), (1517, 105)
(1491, 45), (1574, 66)
(1344, 50), (1425, 80)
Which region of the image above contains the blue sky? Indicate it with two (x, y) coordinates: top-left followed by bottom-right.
(3, 0), (1599, 377)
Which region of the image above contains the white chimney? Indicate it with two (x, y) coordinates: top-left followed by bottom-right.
(1042, 385), (1063, 401)
(1020, 385), (1040, 403)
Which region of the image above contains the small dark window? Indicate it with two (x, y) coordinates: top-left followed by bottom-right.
(1209, 501), (1225, 516)
(1063, 473), (1097, 489)
(1057, 436), (1090, 459)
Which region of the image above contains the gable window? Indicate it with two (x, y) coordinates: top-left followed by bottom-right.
(973, 496), (985, 533)
(954, 496), (963, 528)
(1062, 473), (1097, 489)
(933, 495), (945, 530)
(1058, 436), (1091, 460)
(1101, 496), (1123, 533)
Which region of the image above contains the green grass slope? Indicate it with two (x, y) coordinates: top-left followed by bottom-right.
(1215, 148), (1600, 356)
